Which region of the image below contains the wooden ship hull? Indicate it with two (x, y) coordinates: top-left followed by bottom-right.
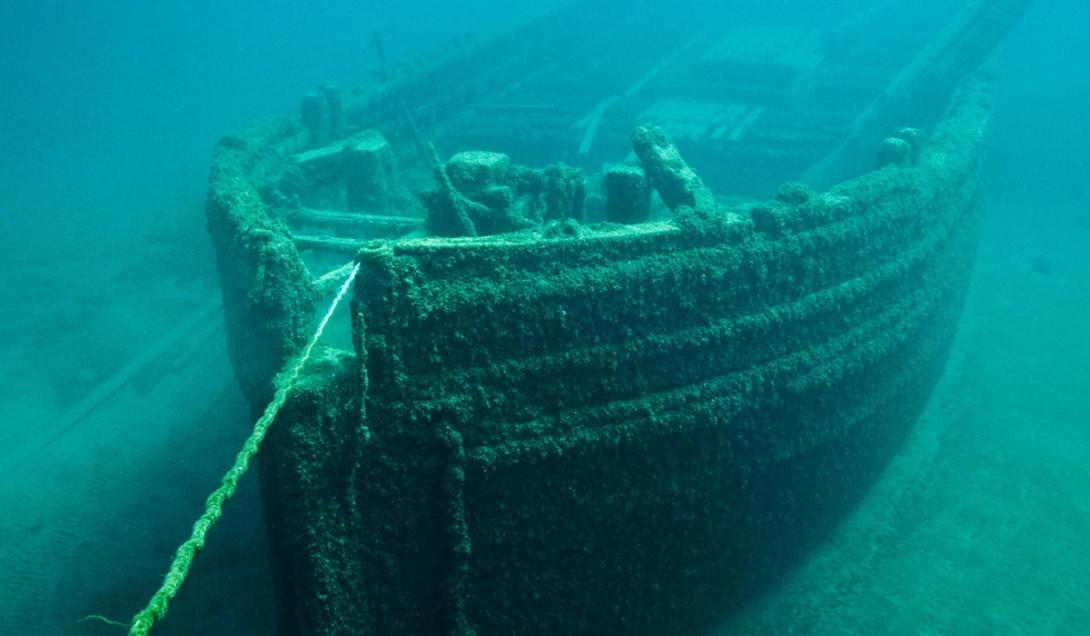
(204, 2), (1028, 633)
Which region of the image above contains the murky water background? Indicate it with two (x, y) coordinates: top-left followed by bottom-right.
(0, 1), (1086, 633)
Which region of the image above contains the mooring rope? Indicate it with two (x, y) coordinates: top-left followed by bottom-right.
(125, 262), (361, 636)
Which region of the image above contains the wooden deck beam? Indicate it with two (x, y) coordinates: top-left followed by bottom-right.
(288, 208), (423, 238)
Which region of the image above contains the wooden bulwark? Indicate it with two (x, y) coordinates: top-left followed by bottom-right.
(202, 52), (996, 635)
(264, 80), (992, 635)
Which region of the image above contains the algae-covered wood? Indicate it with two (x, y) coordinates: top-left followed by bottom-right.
(255, 79), (990, 634)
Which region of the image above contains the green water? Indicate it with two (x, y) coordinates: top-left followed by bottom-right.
(0, 0), (1087, 633)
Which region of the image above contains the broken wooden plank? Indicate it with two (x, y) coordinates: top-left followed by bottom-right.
(576, 31), (710, 157)
(1, 298), (224, 476)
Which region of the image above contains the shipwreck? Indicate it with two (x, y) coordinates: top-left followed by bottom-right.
(158, 1), (1033, 634)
